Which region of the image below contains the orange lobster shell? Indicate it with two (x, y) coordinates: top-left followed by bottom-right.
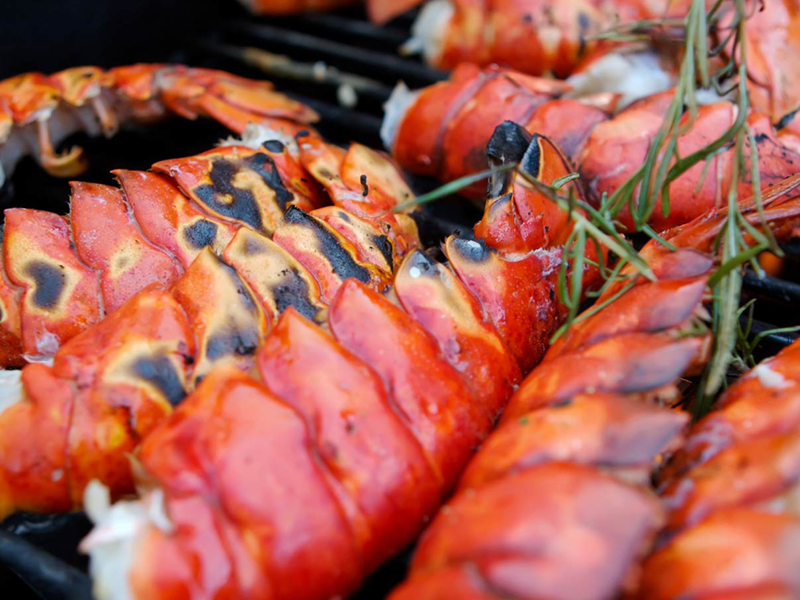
(0, 64), (317, 184)
(388, 175), (800, 600)
(390, 65), (800, 230)
(1, 126), (593, 600)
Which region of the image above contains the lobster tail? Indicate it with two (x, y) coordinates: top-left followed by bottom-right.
(389, 182), (800, 600)
(639, 337), (800, 599)
(0, 130), (427, 518)
(0, 287), (194, 516)
(0, 65), (318, 185)
(67, 125), (596, 599)
(387, 66), (800, 231)
(0, 126), (420, 368)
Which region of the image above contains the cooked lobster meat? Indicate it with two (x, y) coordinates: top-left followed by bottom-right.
(39, 124), (591, 600)
(385, 65), (800, 230)
(387, 174), (800, 600)
(0, 64), (317, 186)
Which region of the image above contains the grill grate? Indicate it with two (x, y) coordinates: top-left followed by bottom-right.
(2, 4), (800, 599)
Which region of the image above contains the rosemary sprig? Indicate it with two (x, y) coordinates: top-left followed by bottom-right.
(393, 0), (779, 418)
(735, 300), (800, 370)
(392, 163), (517, 213)
(691, 0), (780, 414)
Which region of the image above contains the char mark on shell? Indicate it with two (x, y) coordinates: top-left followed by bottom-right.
(487, 122), (532, 196)
(25, 261), (65, 310)
(245, 152), (295, 212)
(131, 354), (186, 406)
(283, 207), (372, 284)
(183, 220), (219, 251)
(371, 234), (395, 270)
(451, 237), (491, 264)
(272, 268), (322, 322)
(193, 159), (265, 232)
(263, 140), (285, 153)
(521, 134), (542, 180)
(206, 325), (261, 360)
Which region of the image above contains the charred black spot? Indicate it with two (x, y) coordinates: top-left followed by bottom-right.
(243, 235), (267, 256)
(408, 251), (438, 276)
(131, 355), (186, 406)
(777, 105), (800, 130)
(183, 220), (218, 250)
(194, 160), (264, 232)
(296, 130), (311, 139)
(244, 152), (294, 211)
(360, 174), (369, 197)
(283, 207), (372, 283)
(753, 132), (770, 144)
(487, 121), (532, 165)
(26, 261), (65, 310)
(263, 140), (285, 153)
(272, 268), (321, 321)
(487, 122), (532, 195)
(338, 211), (351, 223)
(452, 237), (491, 263)
(193, 153), (294, 232)
(521, 135), (542, 180)
(551, 398), (574, 409)
(206, 325), (260, 360)
(371, 234), (394, 269)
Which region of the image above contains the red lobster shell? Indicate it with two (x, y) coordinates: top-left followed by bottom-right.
(388, 175), (800, 600)
(387, 65), (800, 230)
(0, 64), (317, 185)
(2, 125), (589, 600)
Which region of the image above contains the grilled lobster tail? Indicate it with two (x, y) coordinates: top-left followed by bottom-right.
(387, 175), (800, 600)
(402, 0), (666, 74)
(61, 124), (592, 600)
(0, 125), (428, 367)
(0, 64), (318, 186)
(386, 65), (800, 230)
(638, 344), (800, 598)
(0, 127), (425, 517)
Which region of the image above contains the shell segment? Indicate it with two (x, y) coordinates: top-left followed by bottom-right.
(4, 208), (102, 357)
(70, 182), (183, 314)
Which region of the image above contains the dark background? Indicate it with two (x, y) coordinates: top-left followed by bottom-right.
(0, 0), (229, 79)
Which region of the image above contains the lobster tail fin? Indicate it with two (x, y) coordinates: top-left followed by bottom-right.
(476, 126), (578, 256)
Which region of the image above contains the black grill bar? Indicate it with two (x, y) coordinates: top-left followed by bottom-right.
(744, 316), (800, 349)
(292, 92), (385, 147)
(743, 269), (800, 305)
(202, 42), (395, 103)
(225, 20), (447, 87)
(293, 13), (410, 47)
(0, 531), (92, 600)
